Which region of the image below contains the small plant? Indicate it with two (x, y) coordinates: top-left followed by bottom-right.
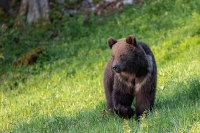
(0, 53), (4, 59)
(123, 119), (132, 133)
(102, 109), (113, 118)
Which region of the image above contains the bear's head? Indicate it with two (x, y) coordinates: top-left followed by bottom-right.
(107, 35), (147, 74)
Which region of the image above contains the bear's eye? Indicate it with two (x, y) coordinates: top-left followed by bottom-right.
(120, 54), (126, 59)
(112, 55), (114, 59)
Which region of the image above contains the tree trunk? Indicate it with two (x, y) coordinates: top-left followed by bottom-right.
(27, 0), (49, 23)
(14, 0), (50, 29)
(13, 0), (28, 28)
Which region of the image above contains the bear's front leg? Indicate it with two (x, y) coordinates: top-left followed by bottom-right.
(113, 90), (134, 118)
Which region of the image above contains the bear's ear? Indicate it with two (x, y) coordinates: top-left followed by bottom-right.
(126, 35), (137, 46)
(107, 37), (117, 49)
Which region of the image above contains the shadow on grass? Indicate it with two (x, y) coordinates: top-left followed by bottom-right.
(8, 106), (128, 133)
(155, 77), (200, 110)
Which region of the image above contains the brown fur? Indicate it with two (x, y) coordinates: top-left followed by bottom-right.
(103, 35), (157, 119)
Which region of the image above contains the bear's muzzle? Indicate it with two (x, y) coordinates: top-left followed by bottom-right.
(112, 64), (122, 73)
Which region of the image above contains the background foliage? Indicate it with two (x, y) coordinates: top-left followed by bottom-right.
(0, 0), (200, 132)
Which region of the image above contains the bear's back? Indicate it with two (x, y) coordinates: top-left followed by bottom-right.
(137, 42), (153, 56)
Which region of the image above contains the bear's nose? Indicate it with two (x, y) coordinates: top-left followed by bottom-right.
(112, 65), (121, 73)
(112, 65), (118, 69)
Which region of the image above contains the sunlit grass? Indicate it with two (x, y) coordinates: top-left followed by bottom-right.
(1, 0), (200, 132)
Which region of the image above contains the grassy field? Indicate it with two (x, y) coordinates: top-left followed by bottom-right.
(1, 0), (200, 132)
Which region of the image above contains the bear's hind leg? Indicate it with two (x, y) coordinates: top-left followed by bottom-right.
(135, 89), (155, 119)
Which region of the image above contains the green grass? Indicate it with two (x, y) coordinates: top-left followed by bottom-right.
(1, 0), (200, 132)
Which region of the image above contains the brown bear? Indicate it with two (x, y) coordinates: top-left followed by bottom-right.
(103, 35), (157, 119)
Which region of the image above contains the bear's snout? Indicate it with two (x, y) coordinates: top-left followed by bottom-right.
(112, 64), (122, 73)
